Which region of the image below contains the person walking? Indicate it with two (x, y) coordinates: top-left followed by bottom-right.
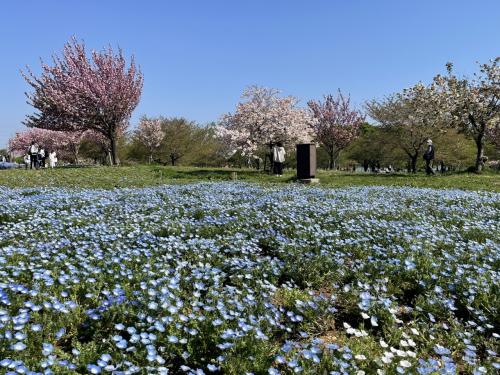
(48, 150), (58, 169)
(423, 139), (435, 175)
(272, 142), (286, 176)
(28, 141), (38, 169)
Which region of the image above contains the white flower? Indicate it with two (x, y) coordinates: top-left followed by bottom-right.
(381, 353), (393, 364)
(394, 349), (406, 357)
(406, 351), (417, 358)
(399, 360), (412, 368)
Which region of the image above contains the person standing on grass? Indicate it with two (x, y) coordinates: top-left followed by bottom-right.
(23, 153), (30, 169)
(48, 150), (57, 169)
(28, 141), (38, 169)
(38, 147), (46, 168)
(423, 139), (435, 175)
(272, 141), (286, 176)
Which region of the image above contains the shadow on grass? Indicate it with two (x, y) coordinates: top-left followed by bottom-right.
(321, 172), (411, 178)
(154, 167), (274, 180)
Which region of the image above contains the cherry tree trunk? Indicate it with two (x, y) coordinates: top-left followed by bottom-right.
(70, 146), (80, 165)
(110, 135), (118, 166)
(269, 144), (274, 175)
(475, 133), (485, 172)
(327, 148), (339, 170)
(410, 155), (418, 173)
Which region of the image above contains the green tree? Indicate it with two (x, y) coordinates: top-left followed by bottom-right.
(366, 83), (443, 173)
(154, 118), (222, 166)
(346, 123), (405, 171)
(432, 129), (477, 170)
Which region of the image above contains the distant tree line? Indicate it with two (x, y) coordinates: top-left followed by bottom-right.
(8, 38), (499, 172)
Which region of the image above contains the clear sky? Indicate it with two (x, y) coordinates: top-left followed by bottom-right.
(1, 0), (499, 148)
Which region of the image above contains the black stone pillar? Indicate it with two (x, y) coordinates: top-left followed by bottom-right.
(296, 143), (317, 179)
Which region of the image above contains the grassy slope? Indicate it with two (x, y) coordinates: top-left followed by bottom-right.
(0, 165), (499, 191)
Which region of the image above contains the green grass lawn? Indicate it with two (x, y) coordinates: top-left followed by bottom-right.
(1, 165), (499, 191)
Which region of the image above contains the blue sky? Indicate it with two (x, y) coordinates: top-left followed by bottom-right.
(1, 0), (499, 148)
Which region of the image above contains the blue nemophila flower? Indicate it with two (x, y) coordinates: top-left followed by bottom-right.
(100, 353), (112, 362)
(87, 364), (102, 374)
(434, 345), (451, 356)
(11, 342), (26, 351)
(14, 332), (26, 340)
(0, 359), (13, 367)
(212, 318), (223, 326)
(42, 343), (54, 356)
(207, 364), (219, 372)
(55, 328), (66, 339)
(167, 335), (179, 343)
(116, 339), (128, 349)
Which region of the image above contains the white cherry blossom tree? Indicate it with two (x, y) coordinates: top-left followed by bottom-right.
(433, 58), (499, 172)
(134, 117), (165, 163)
(217, 86), (314, 159)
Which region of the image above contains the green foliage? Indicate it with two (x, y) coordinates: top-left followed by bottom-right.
(346, 123), (403, 169)
(433, 129), (477, 168)
(155, 118), (223, 166)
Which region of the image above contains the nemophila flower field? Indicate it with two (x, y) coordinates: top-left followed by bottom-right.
(0, 183), (498, 375)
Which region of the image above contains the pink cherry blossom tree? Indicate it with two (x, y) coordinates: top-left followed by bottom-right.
(308, 91), (365, 169)
(134, 117), (165, 163)
(217, 86), (314, 159)
(8, 128), (85, 163)
(433, 58), (499, 172)
(22, 37), (143, 165)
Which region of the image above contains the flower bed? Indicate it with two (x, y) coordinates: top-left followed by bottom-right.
(0, 183), (498, 374)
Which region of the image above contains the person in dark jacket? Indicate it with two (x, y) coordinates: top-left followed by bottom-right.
(423, 139), (435, 175)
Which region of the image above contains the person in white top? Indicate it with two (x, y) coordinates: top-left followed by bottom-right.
(24, 154), (30, 169)
(28, 141), (39, 169)
(38, 147), (46, 168)
(48, 151), (58, 169)
(272, 142), (286, 176)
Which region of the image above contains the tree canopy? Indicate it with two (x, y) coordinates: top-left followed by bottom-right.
(22, 38), (143, 165)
